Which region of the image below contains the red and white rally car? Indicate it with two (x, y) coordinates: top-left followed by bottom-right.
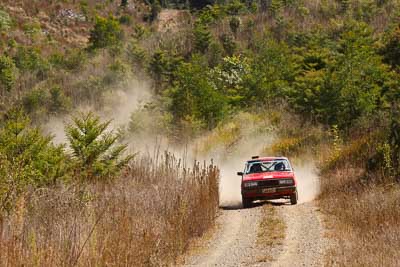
(237, 156), (298, 208)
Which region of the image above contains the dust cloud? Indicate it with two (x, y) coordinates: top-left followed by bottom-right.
(191, 117), (276, 208)
(43, 79), (151, 145)
(43, 79), (320, 206)
(292, 161), (320, 203)
(100, 79), (151, 127)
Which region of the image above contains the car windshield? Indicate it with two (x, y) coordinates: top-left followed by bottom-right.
(245, 159), (291, 174)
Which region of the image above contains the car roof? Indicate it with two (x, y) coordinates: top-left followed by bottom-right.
(246, 156), (288, 163)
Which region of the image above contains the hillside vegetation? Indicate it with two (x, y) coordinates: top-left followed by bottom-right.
(1, 0), (400, 265)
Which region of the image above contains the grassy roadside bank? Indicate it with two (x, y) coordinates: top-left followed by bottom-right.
(319, 145), (400, 266)
(0, 153), (219, 266)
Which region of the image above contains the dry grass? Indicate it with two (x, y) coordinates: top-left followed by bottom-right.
(0, 152), (219, 266)
(321, 175), (400, 266)
(319, 134), (400, 266)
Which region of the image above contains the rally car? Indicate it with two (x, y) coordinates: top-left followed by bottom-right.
(237, 156), (298, 208)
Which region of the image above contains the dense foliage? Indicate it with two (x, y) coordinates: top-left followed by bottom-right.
(0, 0), (399, 192)
(0, 110), (132, 213)
(0, 0), (398, 193)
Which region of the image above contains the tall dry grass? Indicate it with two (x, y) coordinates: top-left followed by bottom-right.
(319, 133), (400, 266)
(321, 169), (400, 266)
(0, 152), (219, 266)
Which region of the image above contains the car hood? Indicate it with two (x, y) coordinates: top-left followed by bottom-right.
(243, 171), (294, 181)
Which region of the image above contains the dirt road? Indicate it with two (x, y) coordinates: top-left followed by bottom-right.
(182, 200), (328, 266)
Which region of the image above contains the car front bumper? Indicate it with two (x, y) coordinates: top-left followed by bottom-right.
(242, 185), (296, 199)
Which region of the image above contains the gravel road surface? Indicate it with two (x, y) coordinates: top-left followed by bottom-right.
(182, 200), (328, 266)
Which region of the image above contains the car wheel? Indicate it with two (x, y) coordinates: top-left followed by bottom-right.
(290, 191), (298, 205)
(242, 197), (252, 208)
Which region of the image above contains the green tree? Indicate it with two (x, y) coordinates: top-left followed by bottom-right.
(0, 55), (16, 92)
(333, 23), (388, 127)
(22, 88), (48, 115)
(220, 33), (236, 56)
(13, 46), (50, 80)
(48, 86), (71, 114)
(168, 56), (229, 129)
(194, 23), (212, 53)
(150, 0), (161, 21)
(229, 16), (241, 36)
(88, 16), (123, 50)
(148, 50), (183, 91)
(339, 0), (350, 13)
(66, 112), (133, 181)
(210, 55), (250, 106)
(288, 47), (339, 123)
(244, 40), (297, 105)
(289, 22), (394, 127)
(0, 10), (12, 31)
(226, 0), (246, 15)
(380, 24), (400, 69)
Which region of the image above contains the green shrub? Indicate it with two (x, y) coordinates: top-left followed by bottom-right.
(389, 108), (400, 175)
(0, 9), (12, 31)
(119, 14), (132, 25)
(73, 76), (105, 106)
(22, 86), (71, 116)
(149, 0), (161, 21)
(88, 16), (123, 50)
(80, 0), (90, 20)
(49, 49), (87, 71)
(22, 20), (41, 36)
(198, 4), (226, 25)
(0, 55), (17, 92)
(339, 0), (350, 13)
(244, 39), (296, 105)
(226, 0), (246, 15)
(229, 16), (241, 36)
(0, 109), (69, 212)
(128, 105), (172, 136)
(220, 33), (236, 56)
(48, 86), (71, 114)
(127, 41), (147, 68)
(380, 24), (400, 69)
(207, 42), (224, 67)
(193, 23), (212, 53)
(13, 46), (50, 79)
(22, 88), (48, 114)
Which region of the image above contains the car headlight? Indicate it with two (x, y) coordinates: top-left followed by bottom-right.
(279, 179), (294, 185)
(244, 181), (258, 188)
